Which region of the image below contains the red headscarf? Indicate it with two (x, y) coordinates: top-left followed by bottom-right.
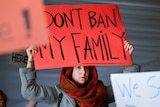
(60, 66), (106, 107)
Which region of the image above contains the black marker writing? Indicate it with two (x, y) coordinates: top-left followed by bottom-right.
(88, 9), (117, 29)
(45, 8), (83, 29)
(52, 36), (66, 60)
(22, 10), (31, 38)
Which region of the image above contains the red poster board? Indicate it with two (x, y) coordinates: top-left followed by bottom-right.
(0, 0), (48, 55)
(34, 4), (132, 69)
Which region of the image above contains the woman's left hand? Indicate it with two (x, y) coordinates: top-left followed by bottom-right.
(124, 40), (134, 55)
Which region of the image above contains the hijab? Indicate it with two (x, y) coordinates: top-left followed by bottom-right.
(60, 66), (106, 107)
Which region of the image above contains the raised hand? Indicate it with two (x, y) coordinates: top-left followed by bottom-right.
(124, 40), (134, 55)
(26, 46), (37, 68)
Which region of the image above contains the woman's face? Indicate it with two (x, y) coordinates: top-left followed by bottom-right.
(72, 66), (90, 85)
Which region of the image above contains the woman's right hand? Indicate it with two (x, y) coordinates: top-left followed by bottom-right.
(26, 46), (37, 68)
(26, 46), (37, 61)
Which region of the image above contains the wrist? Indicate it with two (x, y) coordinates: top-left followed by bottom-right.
(28, 57), (33, 61)
(27, 60), (34, 68)
(28, 60), (34, 63)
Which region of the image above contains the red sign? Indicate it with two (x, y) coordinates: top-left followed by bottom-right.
(34, 4), (132, 69)
(0, 0), (48, 55)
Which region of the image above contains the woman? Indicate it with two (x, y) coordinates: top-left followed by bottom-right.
(19, 40), (139, 107)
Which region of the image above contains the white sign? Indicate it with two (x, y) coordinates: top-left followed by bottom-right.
(110, 71), (160, 107)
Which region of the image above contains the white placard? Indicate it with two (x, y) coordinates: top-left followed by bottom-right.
(110, 71), (160, 107)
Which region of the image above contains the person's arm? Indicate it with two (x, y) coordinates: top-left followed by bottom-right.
(123, 40), (141, 73)
(123, 64), (140, 73)
(26, 45), (35, 68)
(25, 101), (37, 107)
(19, 46), (59, 104)
(25, 48), (37, 107)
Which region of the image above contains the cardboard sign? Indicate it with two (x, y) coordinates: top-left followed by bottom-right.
(0, 0), (48, 55)
(10, 51), (28, 67)
(34, 4), (132, 69)
(110, 71), (160, 107)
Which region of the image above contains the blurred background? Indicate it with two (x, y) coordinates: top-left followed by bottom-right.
(0, 0), (160, 107)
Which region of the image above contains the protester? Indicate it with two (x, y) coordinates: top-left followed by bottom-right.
(0, 90), (7, 107)
(19, 40), (139, 107)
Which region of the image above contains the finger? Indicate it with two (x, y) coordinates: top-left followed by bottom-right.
(125, 42), (133, 52)
(124, 40), (127, 44)
(129, 45), (134, 54)
(126, 43), (131, 50)
(124, 41), (129, 50)
(28, 46), (37, 53)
